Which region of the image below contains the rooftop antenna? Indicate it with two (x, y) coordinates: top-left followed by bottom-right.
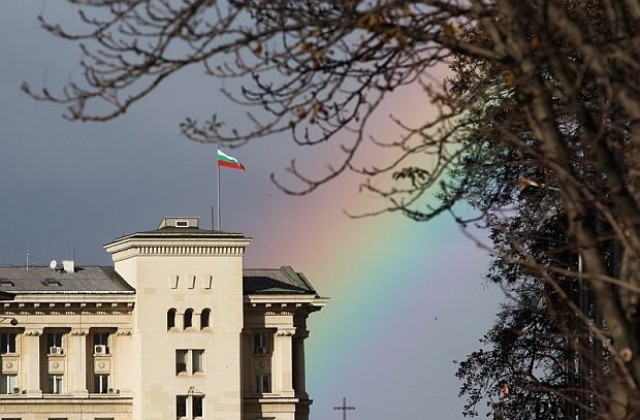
(26, 236), (31, 271)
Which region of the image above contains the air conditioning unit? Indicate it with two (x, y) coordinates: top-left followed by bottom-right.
(255, 346), (268, 355)
(49, 346), (63, 355)
(94, 344), (108, 355)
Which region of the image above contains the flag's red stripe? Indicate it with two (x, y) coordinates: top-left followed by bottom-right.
(218, 160), (245, 170)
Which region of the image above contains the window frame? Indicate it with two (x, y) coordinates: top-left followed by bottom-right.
(94, 374), (109, 394)
(0, 374), (17, 394)
(47, 375), (63, 394)
(255, 374), (271, 394)
(253, 332), (271, 355)
(175, 349), (204, 375)
(0, 333), (17, 354)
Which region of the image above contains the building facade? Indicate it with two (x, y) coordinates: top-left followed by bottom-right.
(0, 217), (326, 420)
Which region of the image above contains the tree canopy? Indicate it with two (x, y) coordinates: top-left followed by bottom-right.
(24, 1), (640, 418)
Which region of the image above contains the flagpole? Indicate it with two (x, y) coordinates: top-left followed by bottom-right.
(216, 144), (221, 231)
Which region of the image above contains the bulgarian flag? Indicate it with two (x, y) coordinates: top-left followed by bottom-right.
(217, 149), (245, 170)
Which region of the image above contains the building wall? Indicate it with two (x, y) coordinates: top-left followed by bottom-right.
(106, 234), (251, 420)
(0, 221), (324, 420)
(0, 298), (134, 419)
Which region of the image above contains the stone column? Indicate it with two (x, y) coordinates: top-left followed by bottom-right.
(68, 329), (89, 396)
(241, 330), (252, 395)
(113, 328), (133, 394)
(292, 329), (309, 399)
(274, 327), (295, 397)
(23, 328), (43, 396)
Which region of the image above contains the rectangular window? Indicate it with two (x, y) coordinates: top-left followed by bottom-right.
(176, 395), (187, 418)
(192, 395), (204, 417)
(254, 332), (271, 355)
(94, 374), (109, 394)
(93, 332), (110, 355)
(0, 333), (16, 354)
(176, 350), (204, 375)
(94, 332), (109, 346)
(46, 332), (64, 354)
(48, 375), (63, 394)
(0, 375), (17, 394)
(176, 350), (188, 375)
(255, 374), (271, 393)
(192, 350), (204, 373)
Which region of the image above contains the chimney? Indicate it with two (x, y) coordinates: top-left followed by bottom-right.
(62, 260), (75, 273)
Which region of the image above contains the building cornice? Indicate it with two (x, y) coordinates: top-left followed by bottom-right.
(105, 236), (252, 262)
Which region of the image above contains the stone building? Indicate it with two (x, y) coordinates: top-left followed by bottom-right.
(0, 217), (327, 420)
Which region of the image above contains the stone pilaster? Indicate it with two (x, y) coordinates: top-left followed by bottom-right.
(113, 328), (132, 394)
(274, 327), (295, 397)
(292, 330), (308, 398)
(23, 328), (42, 396)
(68, 328), (89, 396)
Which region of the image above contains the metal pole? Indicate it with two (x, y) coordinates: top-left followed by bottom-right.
(216, 145), (221, 231)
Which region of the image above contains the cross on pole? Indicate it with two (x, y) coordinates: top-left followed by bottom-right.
(333, 397), (355, 420)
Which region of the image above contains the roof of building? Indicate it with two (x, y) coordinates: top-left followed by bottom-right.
(0, 266), (135, 295)
(108, 217), (249, 243)
(0, 265), (316, 296)
(243, 266), (316, 295)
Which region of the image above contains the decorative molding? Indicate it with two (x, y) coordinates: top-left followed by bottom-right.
(276, 328), (296, 337)
(115, 329), (132, 336)
(24, 329), (43, 336)
(138, 245), (245, 256)
(70, 329), (89, 336)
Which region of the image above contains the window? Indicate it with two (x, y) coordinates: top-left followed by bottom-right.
(200, 309), (210, 329)
(176, 350), (204, 375)
(0, 279), (14, 287)
(167, 308), (177, 330)
(254, 332), (271, 355)
(176, 350), (188, 375)
(192, 350), (204, 373)
(46, 332), (64, 354)
(176, 395), (204, 419)
(0, 375), (17, 394)
(42, 278), (61, 286)
(183, 309), (193, 329)
(93, 332), (110, 354)
(0, 333), (16, 354)
(192, 395), (204, 417)
(48, 375), (63, 394)
(176, 395), (187, 418)
(255, 374), (271, 393)
(94, 332), (109, 346)
(94, 374), (109, 394)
